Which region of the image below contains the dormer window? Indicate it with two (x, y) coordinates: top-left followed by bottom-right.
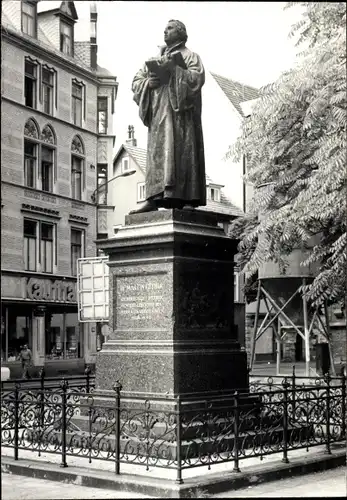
(22, 1), (36, 37)
(60, 21), (73, 55)
(208, 187), (220, 202)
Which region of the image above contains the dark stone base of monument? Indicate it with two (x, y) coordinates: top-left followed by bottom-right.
(96, 209), (249, 400)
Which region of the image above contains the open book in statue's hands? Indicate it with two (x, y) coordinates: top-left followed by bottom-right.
(146, 51), (187, 80)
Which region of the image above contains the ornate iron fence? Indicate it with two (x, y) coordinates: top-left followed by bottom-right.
(249, 366), (343, 393)
(1, 367), (95, 394)
(1, 374), (345, 483)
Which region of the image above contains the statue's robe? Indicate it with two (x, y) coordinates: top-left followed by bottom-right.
(132, 42), (206, 207)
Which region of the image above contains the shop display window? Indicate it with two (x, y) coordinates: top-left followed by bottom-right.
(45, 311), (83, 360)
(1, 308), (32, 362)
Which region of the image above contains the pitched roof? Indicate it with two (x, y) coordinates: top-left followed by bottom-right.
(115, 145), (243, 218)
(74, 41), (90, 67)
(210, 72), (259, 117)
(124, 145), (147, 171)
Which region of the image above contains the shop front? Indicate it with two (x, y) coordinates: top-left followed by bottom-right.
(1, 272), (97, 378)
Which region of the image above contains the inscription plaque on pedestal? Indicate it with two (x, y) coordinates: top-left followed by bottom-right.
(114, 272), (167, 329)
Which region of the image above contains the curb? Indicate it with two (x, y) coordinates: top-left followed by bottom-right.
(1, 449), (346, 498)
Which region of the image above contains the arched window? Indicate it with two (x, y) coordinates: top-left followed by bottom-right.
(71, 135), (85, 200)
(24, 118), (40, 139)
(40, 125), (56, 192)
(41, 124), (56, 145)
(23, 120), (57, 192)
(24, 119), (40, 188)
(71, 135), (84, 155)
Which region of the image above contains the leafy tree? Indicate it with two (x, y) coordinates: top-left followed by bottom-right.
(228, 2), (347, 309)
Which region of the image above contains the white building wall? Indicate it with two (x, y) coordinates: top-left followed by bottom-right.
(202, 71), (244, 210)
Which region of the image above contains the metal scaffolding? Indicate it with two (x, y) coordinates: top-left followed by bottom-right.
(249, 278), (335, 376)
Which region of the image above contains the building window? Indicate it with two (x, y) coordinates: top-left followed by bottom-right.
(122, 157), (129, 173)
(137, 182), (146, 202)
(71, 157), (82, 200)
(71, 229), (83, 276)
(41, 146), (54, 192)
(97, 97), (108, 134)
(234, 272), (239, 302)
(40, 223), (53, 273)
(72, 81), (83, 126)
(97, 164), (107, 204)
(208, 187), (221, 202)
(42, 68), (54, 114)
(71, 136), (85, 199)
(24, 141), (37, 188)
(24, 59), (37, 108)
(60, 21), (73, 55)
(24, 219), (37, 271)
(22, 1), (36, 37)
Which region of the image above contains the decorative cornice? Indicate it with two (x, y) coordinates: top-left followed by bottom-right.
(2, 97), (99, 138)
(68, 214), (89, 225)
(21, 203), (61, 218)
(2, 28), (99, 84)
(2, 181), (96, 208)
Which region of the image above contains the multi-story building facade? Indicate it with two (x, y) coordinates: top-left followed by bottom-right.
(1, 0), (117, 377)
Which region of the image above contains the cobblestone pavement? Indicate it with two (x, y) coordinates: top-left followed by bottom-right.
(1, 474), (150, 499)
(215, 467), (347, 497)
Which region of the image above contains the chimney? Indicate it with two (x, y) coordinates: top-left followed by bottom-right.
(90, 2), (97, 70)
(125, 125), (137, 147)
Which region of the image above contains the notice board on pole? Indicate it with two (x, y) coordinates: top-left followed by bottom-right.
(77, 256), (109, 322)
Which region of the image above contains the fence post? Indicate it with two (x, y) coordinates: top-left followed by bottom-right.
(14, 382), (20, 461)
(85, 365), (91, 394)
(39, 368), (45, 428)
(292, 365), (296, 424)
(282, 378), (289, 464)
(341, 374), (346, 439)
(233, 391), (241, 472)
(113, 381), (122, 475)
(325, 372), (331, 455)
(60, 378), (68, 468)
(87, 395), (93, 464)
(175, 395), (183, 484)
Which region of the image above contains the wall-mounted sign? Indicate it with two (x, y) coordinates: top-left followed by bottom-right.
(26, 278), (76, 302)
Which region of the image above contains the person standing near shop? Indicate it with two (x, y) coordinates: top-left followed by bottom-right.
(19, 344), (32, 379)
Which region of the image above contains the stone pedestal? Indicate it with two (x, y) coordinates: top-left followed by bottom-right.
(96, 209), (248, 399)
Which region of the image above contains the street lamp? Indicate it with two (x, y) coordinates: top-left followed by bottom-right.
(91, 168), (136, 204)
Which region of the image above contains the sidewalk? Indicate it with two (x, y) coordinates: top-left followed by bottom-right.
(2, 442), (345, 498)
(2, 474), (149, 500)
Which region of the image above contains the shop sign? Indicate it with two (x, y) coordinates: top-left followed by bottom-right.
(26, 278), (77, 303)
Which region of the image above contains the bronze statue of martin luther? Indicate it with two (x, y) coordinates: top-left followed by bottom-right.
(130, 20), (206, 213)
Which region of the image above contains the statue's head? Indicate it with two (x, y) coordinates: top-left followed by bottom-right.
(164, 20), (188, 46)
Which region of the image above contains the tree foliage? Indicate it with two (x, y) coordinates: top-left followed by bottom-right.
(228, 2), (347, 307)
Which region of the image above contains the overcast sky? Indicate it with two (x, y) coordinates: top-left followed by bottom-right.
(40, 1), (302, 152)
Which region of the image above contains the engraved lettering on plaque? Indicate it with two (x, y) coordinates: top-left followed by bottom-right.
(114, 274), (166, 328)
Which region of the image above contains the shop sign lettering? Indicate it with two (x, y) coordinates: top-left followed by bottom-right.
(26, 278), (76, 302)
